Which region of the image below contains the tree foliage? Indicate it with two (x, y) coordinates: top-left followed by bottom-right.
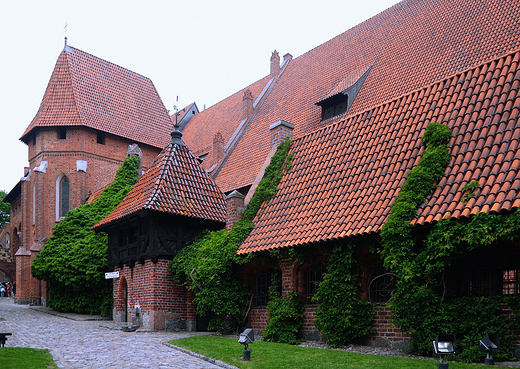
(169, 137), (294, 332)
(31, 155), (141, 316)
(0, 190), (10, 226)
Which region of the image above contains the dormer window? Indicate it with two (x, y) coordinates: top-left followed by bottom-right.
(316, 66), (372, 122)
(198, 153), (208, 164)
(316, 93), (348, 121)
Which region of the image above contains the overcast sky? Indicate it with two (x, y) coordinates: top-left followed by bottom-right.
(0, 0), (400, 193)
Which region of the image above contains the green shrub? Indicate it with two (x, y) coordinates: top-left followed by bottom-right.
(263, 291), (304, 344)
(314, 242), (374, 346)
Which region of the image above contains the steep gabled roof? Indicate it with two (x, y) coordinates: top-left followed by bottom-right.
(238, 49), (520, 254)
(94, 129), (226, 229)
(21, 44), (172, 148)
(181, 0), (520, 193)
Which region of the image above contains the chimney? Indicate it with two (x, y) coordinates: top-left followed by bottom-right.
(270, 50), (280, 78)
(282, 53), (293, 67)
(243, 89), (254, 120)
(212, 132), (224, 166)
(269, 120), (294, 148)
(226, 190), (245, 232)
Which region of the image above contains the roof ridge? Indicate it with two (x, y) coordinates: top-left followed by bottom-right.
(66, 45), (152, 82)
(64, 49), (84, 127)
(211, 57), (293, 178)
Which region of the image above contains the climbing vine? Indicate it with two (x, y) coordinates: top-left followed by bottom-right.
(31, 155), (141, 316)
(169, 137), (294, 332)
(314, 241), (374, 346)
(380, 122), (520, 362)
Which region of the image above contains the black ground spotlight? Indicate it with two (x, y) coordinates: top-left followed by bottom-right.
(433, 333), (456, 369)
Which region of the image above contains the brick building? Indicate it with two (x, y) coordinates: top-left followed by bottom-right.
(5, 0), (520, 351)
(6, 40), (176, 305)
(93, 127), (226, 330)
(178, 0), (520, 348)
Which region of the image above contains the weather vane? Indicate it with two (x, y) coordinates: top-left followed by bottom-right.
(64, 22), (69, 46)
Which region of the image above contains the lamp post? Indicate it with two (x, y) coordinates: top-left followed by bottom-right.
(480, 333), (500, 366)
(238, 329), (255, 361)
(433, 334), (456, 369)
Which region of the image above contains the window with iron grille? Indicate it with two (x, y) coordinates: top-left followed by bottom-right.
(303, 263), (325, 305)
(369, 260), (398, 303)
(255, 269), (280, 307)
(448, 244), (520, 297)
(503, 270), (520, 295)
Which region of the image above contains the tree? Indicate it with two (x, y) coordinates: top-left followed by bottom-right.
(31, 155), (140, 316)
(0, 190), (10, 226)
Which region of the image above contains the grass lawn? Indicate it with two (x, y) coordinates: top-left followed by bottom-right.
(0, 347), (58, 369)
(170, 336), (483, 369)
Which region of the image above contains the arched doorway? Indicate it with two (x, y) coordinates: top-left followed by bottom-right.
(119, 277), (128, 323)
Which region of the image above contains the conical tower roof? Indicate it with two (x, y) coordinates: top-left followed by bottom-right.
(94, 127), (226, 229)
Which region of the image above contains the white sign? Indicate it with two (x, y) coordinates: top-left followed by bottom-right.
(105, 271), (120, 279)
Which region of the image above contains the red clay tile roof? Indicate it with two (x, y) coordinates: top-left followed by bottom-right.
(182, 75), (273, 162)
(21, 45), (173, 148)
(181, 0), (520, 193)
(93, 129), (226, 229)
(238, 49), (520, 254)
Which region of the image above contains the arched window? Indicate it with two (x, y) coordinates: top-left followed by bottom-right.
(56, 175), (70, 219)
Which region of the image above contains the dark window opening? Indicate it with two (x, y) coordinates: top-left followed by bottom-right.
(303, 263), (325, 305)
(256, 269), (281, 307)
(316, 93), (348, 121)
(59, 176), (70, 217)
(369, 260), (398, 303)
(58, 127), (67, 140)
(97, 132), (106, 145)
(448, 244), (520, 297)
(32, 134), (36, 146)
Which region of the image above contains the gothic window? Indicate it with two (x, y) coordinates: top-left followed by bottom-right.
(303, 263), (326, 305)
(56, 175), (70, 219)
(32, 182), (36, 224)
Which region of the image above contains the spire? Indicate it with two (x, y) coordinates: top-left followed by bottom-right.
(170, 124), (184, 146)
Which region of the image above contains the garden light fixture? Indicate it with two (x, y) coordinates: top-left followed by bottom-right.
(238, 328), (255, 361)
(433, 334), (456, 369)
(479, 333), (500, 366)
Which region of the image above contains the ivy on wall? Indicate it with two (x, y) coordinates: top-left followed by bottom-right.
(380, 121), (520, 362)
(169, 137), (294, 332)
(31, 155), (141, 316)
(314, 241), (373, 346)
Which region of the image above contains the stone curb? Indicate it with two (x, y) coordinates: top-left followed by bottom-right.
(28, 306), (111, 321)
(163, 342), (239, 369)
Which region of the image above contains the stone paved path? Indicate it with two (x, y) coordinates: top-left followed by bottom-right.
(0, 297), (232, 368)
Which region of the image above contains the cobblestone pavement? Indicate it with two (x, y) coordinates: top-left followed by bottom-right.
(0, 297), (235, 369)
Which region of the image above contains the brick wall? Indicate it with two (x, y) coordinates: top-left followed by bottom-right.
(112, 258), (195, 331)
(15, 126), (162, 305)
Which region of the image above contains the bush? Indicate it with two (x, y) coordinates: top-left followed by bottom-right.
(263, 291), (304, 344)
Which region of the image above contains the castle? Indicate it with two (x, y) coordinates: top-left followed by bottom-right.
(2, 0), (520, 349)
